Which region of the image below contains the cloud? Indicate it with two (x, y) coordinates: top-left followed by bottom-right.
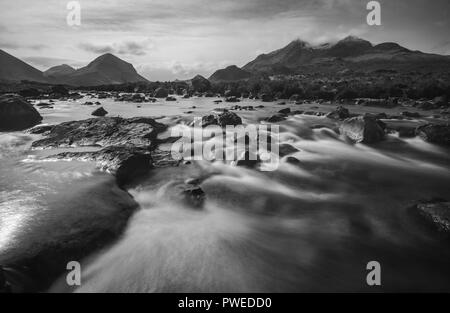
(0, 42), (47, 50)
(137, 60), (232, 81)
(79, 39), (155, 56)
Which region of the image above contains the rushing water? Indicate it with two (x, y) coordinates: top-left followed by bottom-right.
(1, 95), (450, 292)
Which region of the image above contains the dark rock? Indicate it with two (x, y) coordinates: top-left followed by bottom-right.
(433, 96), (448, 107)
(374, 112), (388, 119)
(178, 185), (205, 209)
(0, 95), (42, 131)
(154, 87), (169, 98)
(265, 113), (287, 123)
(35, 102), (52, 107)
(339, 115), (385, 143)
(224, 90), (240, 98)
(18, 88), (41, 98)
(51, 85), (69, 97)
(225, 96), (240, 102)
(415, 199), (450, 233)
(38, 105), (53, 109)
(279, 143), (299, 157)
(326, 106), (350, 119)
(166, 96), (177, 101)
(416, 124), (450, 146)
(201, 111), (242, 128)
(30, 116), (167, 148)
(236, 150), (260, 168)
(285, 156), (301, 165)
(401, 111), (421, 118)
(51, 146), (153, 186)
(91, 107), (108, 117)
(397, 127), (417, 138)
(278, 108), (291, 114)
(217, 111), (242, 127)
(415, 101), (439, 110)
(261, 94), (274, 102)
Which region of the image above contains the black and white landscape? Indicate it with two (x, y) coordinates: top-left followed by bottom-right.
(0, 0), (450, 293)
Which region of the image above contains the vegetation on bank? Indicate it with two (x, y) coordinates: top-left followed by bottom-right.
(1, 71), (449, 102)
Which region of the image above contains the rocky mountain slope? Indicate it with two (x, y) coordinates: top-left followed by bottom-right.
(241, 36), (450, 75)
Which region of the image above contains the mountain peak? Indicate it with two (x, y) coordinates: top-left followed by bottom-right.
(44, 64), (76, 78)
(287, 39), (312, 49)
(340, 35), (366, 43)
(209, 64), (251, 82)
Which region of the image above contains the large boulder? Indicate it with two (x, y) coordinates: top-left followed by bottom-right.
(91, 107), (108, 117)
(261, 94), (274, 102)
(416, 124), (450, 146)
(30, 116), (167, 148)
(0, 95), (43, 131)
(201, 111), (242, 128)
(278, 108), (291, 115)
(339, 115), (385, 143)
(153, 87), (169, 98)
(265, 113), (287, 123)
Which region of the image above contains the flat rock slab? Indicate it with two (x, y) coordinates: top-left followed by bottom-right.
(30, 116), (167, 148)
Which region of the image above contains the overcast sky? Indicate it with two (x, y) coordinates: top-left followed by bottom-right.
(1, 0), (449, 80)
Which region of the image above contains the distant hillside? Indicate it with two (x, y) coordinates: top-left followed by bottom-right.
(0, 49), (47, 83)
(59, 53), (148, 86)
(209, 65), (252, 82)
(241, 36), (450, 75)
(44, 64), (76, 78)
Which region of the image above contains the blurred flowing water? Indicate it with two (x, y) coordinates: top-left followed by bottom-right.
(0, 96), (449, 292)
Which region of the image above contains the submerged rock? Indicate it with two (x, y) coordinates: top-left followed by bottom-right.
(416, 124), (450, 146)
(91, 107), (108, 117)
(30, 116), (167, 148)
(0, 95), (42, 131)
(339, 115), (385, 143)
(51, 146), (153, 186)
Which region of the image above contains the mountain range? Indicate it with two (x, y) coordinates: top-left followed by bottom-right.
(0, 50), (148, 86)
(1, 36), (450, 86)
(210, 36), (450, 81)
